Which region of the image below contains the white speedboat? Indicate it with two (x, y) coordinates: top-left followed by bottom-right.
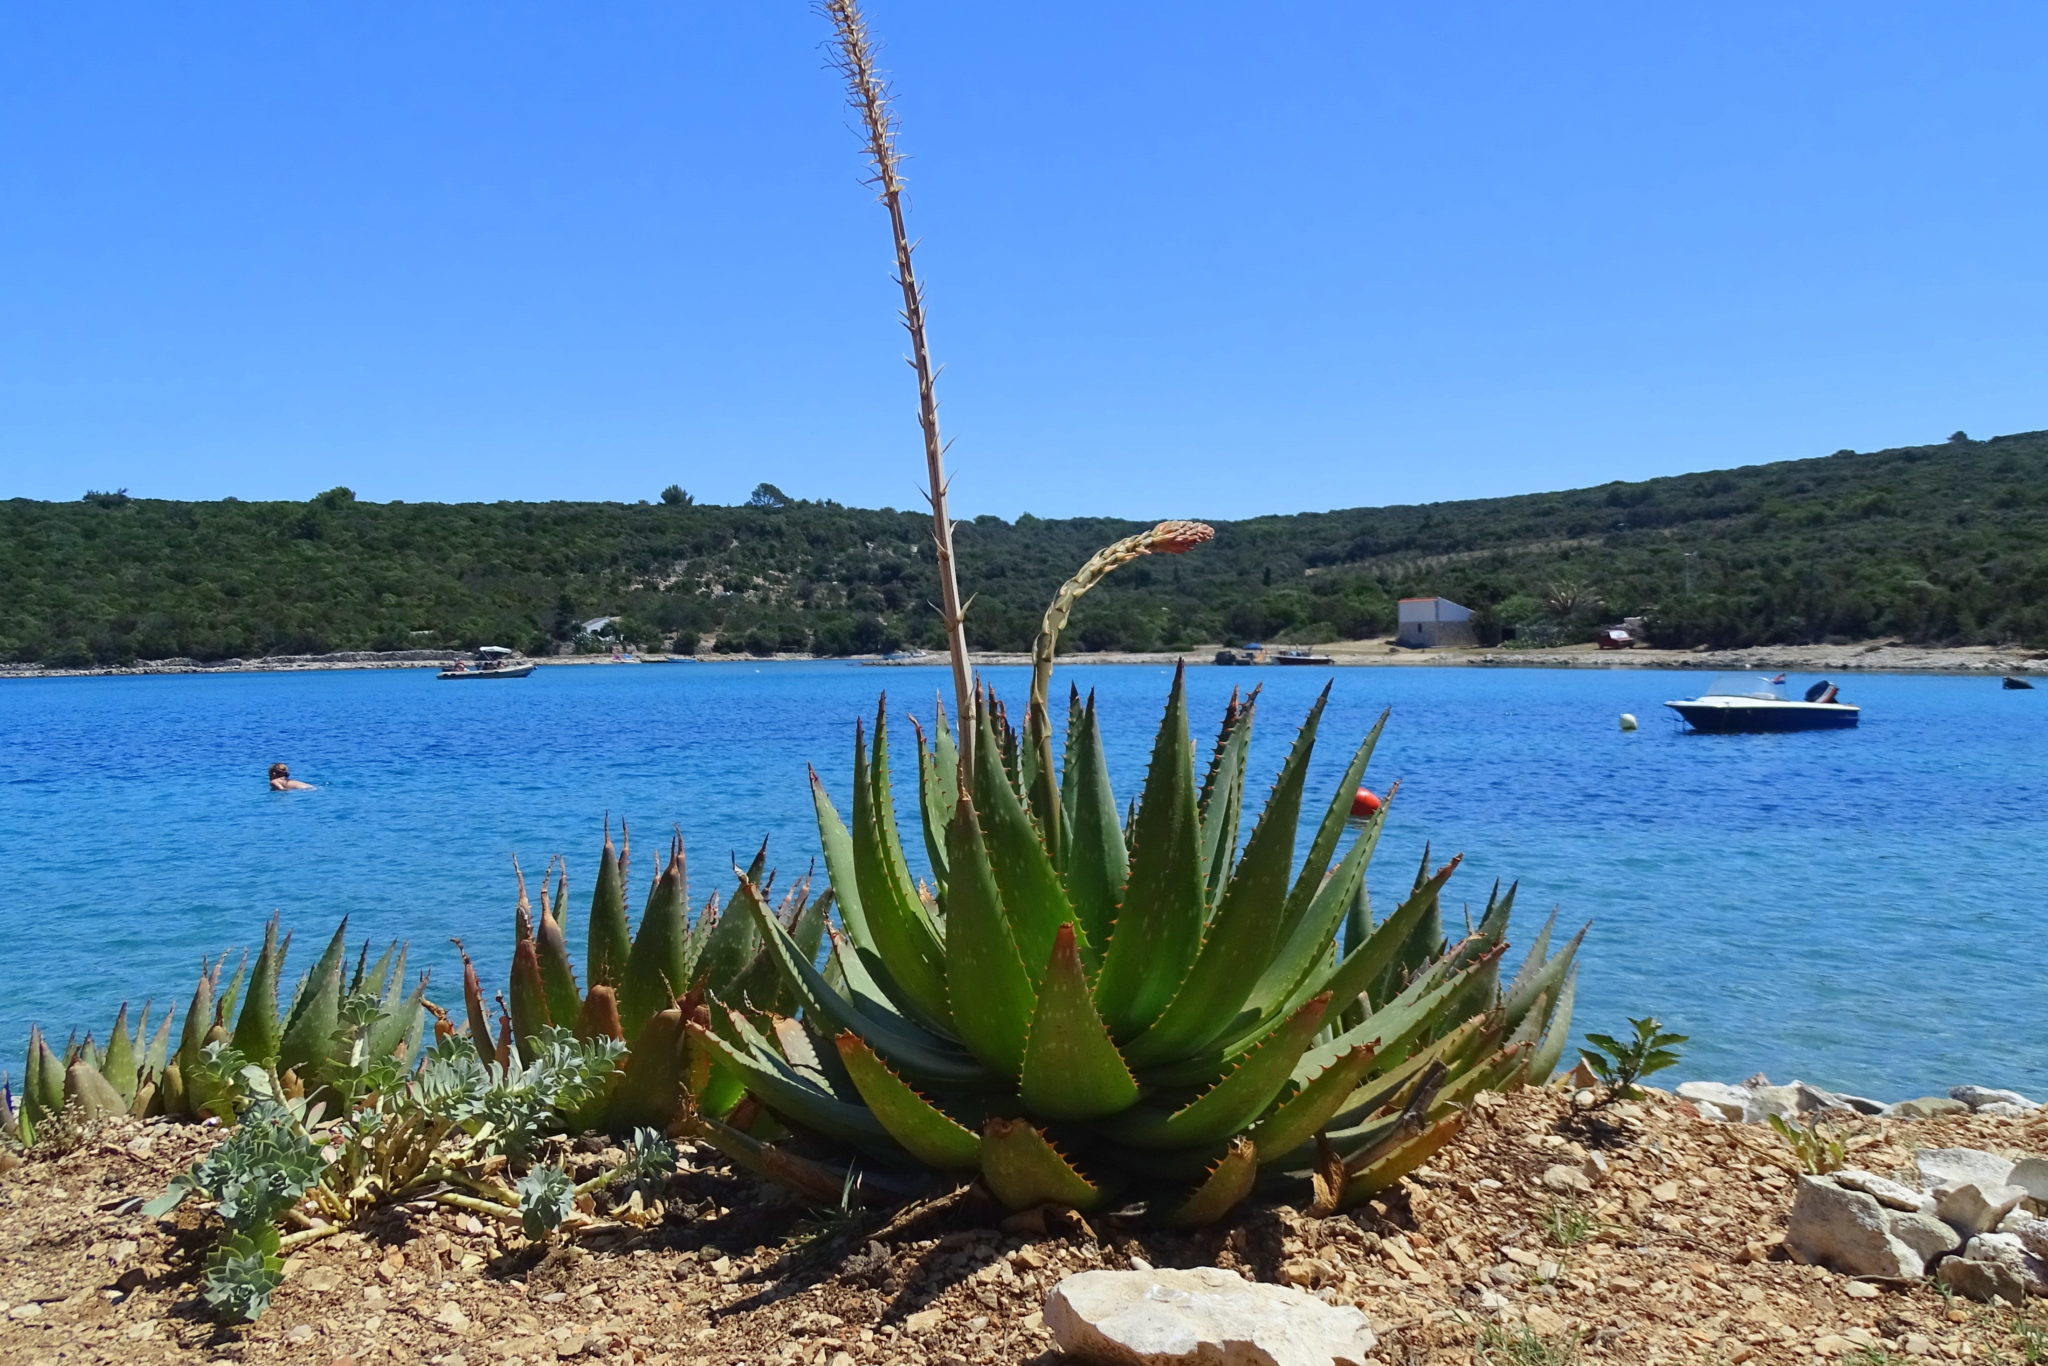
(437, 646), (536, 680)
(1665, 676), (1859, 732)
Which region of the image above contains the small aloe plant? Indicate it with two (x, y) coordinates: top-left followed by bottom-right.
(12, 916), (425, 1143)
(470, 823), (829, 1135)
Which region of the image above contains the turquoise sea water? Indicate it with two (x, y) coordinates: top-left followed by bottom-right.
(0, 662), (2040, 1100)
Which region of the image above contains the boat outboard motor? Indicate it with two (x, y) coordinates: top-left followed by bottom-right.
(1803, 680), (1831, 703)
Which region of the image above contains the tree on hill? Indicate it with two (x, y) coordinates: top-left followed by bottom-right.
(2, 430), (2045, 665)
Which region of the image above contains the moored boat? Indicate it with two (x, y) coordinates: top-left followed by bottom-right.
(1273, 649), (1334, 666)
(1665, 676), (1858, 732)
(437, 646), (535, 680)
(2004, 676), (2035, 690)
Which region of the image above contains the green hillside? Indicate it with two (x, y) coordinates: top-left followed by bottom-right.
(4, 430), (2046, 667)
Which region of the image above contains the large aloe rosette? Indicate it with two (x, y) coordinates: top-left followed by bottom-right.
(697, 669), (1581, 1220)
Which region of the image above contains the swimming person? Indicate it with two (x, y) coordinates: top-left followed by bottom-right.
(268, 763), (316, 791)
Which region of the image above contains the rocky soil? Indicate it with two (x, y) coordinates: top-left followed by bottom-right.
(4, 1087), (2045, 1365)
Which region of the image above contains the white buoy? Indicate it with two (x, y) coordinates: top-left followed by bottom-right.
(1619, 713), (1638, 731)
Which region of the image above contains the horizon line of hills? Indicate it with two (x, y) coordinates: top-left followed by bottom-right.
(5, 427), (2045, 667)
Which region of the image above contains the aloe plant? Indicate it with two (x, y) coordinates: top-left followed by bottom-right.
(696, 672), (1582, 1221)
(472, 824), (829, 1135)
(13, 917), (424, 1142)
(12, 1000), (169, 1142)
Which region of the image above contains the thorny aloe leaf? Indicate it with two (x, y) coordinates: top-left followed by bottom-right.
(980, 1118), (1103, 1212)
(1108, 994), (1331, 1150)
(277, 922), (349, 1086)
(1196, 688), (1256, 909)
(587, 823), (633, 989)
(617, 845), (690, 1042)
(971, 704), (1082, 981)
(1167, 1136), (1257, 1227)
(941, 796), (1034, 1080)
(1018, 925), (1139, 1122)
(230, 917), (285, 1068)
(835, 1033), (981, 1169)
(1093, 665), (1204, 1039)
(1124, 689), (1328, 1066)
(1057, 694), (1126, 955)
(845, 718), (951, 1032)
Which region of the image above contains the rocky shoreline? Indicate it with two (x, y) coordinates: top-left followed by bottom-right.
(1669, 1077), (2048, 1306)
(4, 640), (2044, 681)
(1674, 1079), (2045, 1127)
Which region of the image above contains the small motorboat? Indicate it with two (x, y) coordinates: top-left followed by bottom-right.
(1273, 649), (1335, 666)
(1665, 676), (1858, 732)
(437, 646), (536, 680)
(2004, 676), (2035, 690)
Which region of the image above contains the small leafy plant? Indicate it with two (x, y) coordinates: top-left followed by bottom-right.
(1578, 1017), (1687, 1105)
(146, 1097), (323, 1320)
(1766, 1112), (1848, 1175)
(1541, 1197), (1598, 1249)
(1477, 1319), (1584, 1365)
(149, 1024), (643, 1322)
(2013, 1308), (2048, 1365)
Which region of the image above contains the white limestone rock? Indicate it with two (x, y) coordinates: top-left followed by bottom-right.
(1885, 1210), (1962, 1265)
(1884, 1097), (1972, 1119)
(1937, 1256), (2028, 1305)
(1742, 1082), (1852, 1124)
(1934, 1182), (2030, 1239)
(2010, 1216), (2048, 1260)
(1676, 1081), (1751, 1122)
(1975, 1102), (2032, 1118)
(1961, 1233), (2048, 1297)
(1540, 1163), (1593, 1195)
(1045, 1267), (1379, 1366)
(1833, 1169), (1931, 1213)
(1915, 1148), (2016, 1194)
(1949, 1086), (2037, 1111)
(1785, 1176), (1932, 1279)
(2010, 1157), (2048, 1203)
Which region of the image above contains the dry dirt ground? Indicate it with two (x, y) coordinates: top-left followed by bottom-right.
(3, 1088), (2044, 1366)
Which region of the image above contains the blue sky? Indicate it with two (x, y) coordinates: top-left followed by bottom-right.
(2, 3), (2043, 518)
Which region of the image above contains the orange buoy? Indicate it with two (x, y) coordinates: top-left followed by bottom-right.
(1350, 787), (1382, 818)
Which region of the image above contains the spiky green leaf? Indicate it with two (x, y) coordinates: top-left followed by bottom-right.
(835, 1034), (981, 1169)
(1018, 925), (1139, 1122)
(980, 1118), (1103, 1211)
(1094, 665), (1204, 1038)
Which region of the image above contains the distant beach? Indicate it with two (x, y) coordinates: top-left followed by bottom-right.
(2, 638), (2040, 680)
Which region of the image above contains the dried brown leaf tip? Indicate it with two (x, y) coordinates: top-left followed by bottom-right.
(1146, 520), (1215, 554)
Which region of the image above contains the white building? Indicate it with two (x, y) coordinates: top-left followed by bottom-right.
(1395, 597), (1477, 648)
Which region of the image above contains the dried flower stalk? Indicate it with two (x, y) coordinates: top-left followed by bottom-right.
(821, 0), (975, 759)
(1027, 521), (1215, 824)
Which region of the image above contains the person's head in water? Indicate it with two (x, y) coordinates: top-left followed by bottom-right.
(269, 763), (314, 791)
